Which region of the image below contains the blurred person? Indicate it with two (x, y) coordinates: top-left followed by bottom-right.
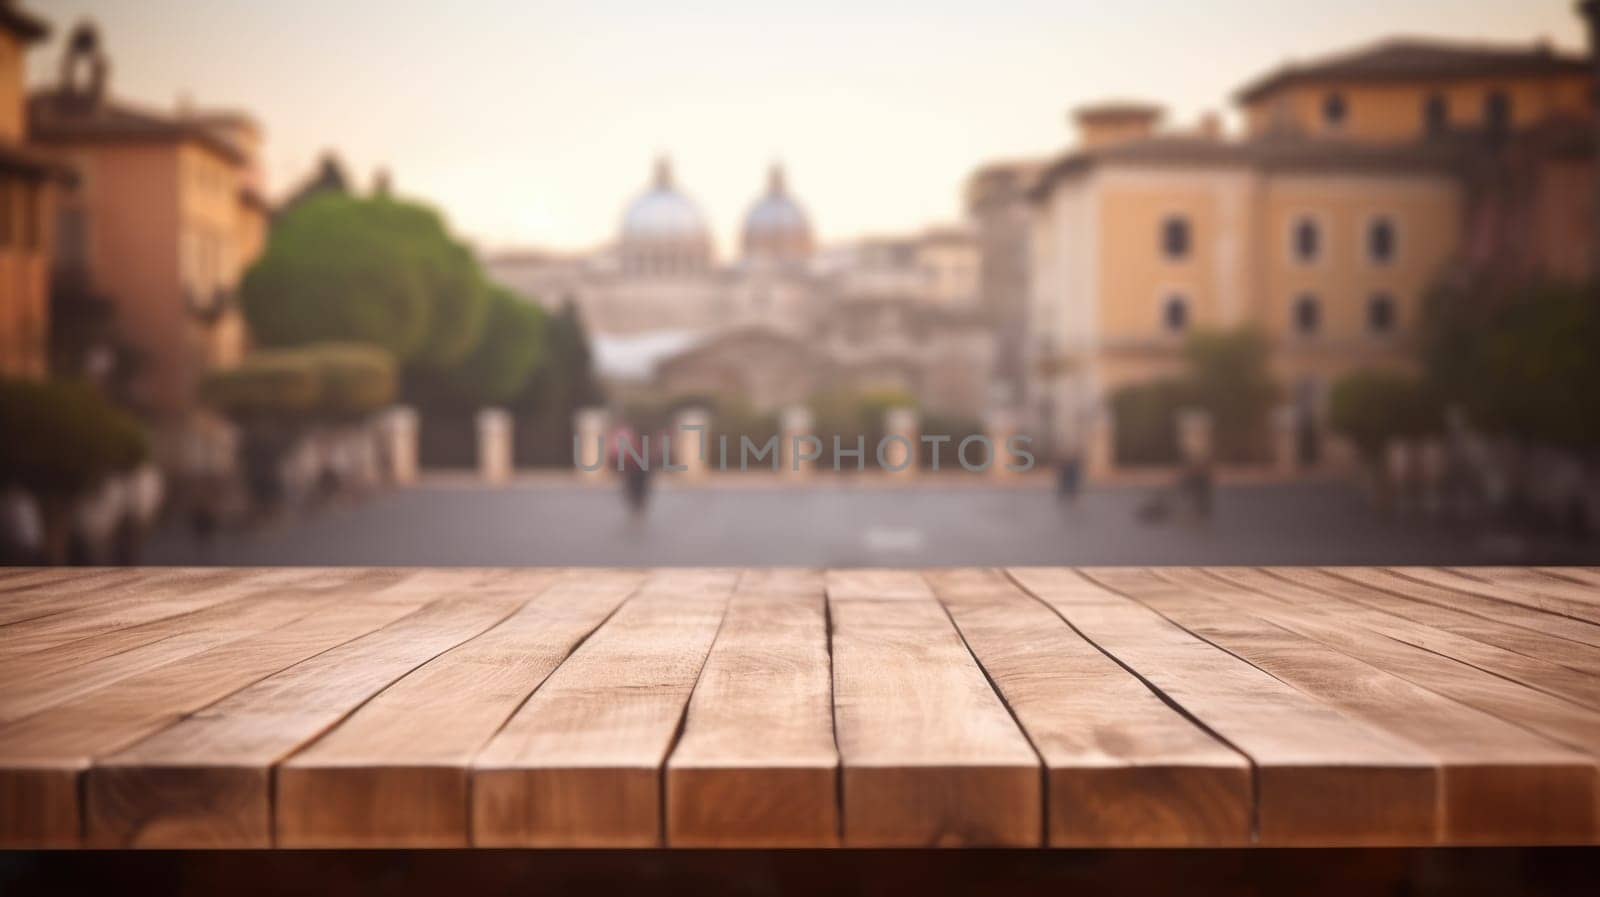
(1054, 450), (1082, 504)
(609, 424), (652, 514)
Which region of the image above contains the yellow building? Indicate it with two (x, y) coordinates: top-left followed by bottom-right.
(27, 23), (268, 417)
(1025, 37), (1592, 470)
(0, 3), (64, 380)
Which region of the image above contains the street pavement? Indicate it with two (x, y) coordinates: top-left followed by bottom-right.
(142, 479), (1560, 567)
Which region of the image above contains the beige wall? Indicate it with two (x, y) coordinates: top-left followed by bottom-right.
(0, 177), (54, 378)
(1028, 160), (1463, 451)
(55, 138), (260, 414)
(1244, 73), (1590, 142)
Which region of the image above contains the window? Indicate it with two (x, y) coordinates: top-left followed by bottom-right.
(1293, 293), (1320, 335)
(1291, 216), (1321, 263)
(1367, 292), (1397, 334)
(1484, 91), (1511, 138)
(1322, 93), (1347, 129)
(1367, 216), (1397, 264)
(1161, 215), (1191, 260)
(1162, 294), (1189, 333)
(1423, 93), (1449, 137)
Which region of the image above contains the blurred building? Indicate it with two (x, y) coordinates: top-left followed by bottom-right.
(488, 158), (995, 417)
(1022, 37), (1594, 465)
(0, 2), (65, 380)
(27, 23), (270, 418)
(966, 158), (1046, 406)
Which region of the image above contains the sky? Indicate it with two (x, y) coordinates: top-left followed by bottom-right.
(24, 0), (1589, 255)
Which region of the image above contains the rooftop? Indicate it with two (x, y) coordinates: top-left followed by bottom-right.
(1236, 36), (1589, 103)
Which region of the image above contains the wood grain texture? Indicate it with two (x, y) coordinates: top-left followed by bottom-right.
(928, 568), (1250, 847)
(1208, 568), (1600, 758)
(1268, 569), (1600, 712)
(0, 597), (425, 847)
(276, 569), (635, 847)
(1371, 568), (1600, 650)
(0, 567), (1595, 850)
(471, 569), (736, 847)
(665, 569), (839, 847)
(85, 590), (530, 847)
(1019, 567), (1440, 846)
(826, 569), (1041, 847)
(1147, 568), (1597, 845)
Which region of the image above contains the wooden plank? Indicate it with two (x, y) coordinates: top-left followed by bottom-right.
(665, 569), (839, 847)
(0, 596), (428, 848)
(1539, 568), (1600, 589)
(1207, 568), (1600, 757)
(472, 569), (736, 847)
(1144, 568), (1597, 845)
(1422, 567), (1600, 625)
(0, 568), (340, 656)
(826, 569), (1041, 847)
(1317, 568), (1600, 676)
(927, 568), (1251, 847)
(275, 569), (635, 848)
(0, 568), (255, 629)
(1371, 568), (1600, 651)
(1015, 567), (1440, 846)
(84, 585), (534, 848)
(1268, 569), (1600, 712)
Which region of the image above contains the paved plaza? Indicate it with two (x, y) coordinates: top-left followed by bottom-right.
(142, 477), (1576, 567)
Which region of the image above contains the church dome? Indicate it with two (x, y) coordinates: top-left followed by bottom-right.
(620, 157), (711, 276)
(741, 164), (814, 263)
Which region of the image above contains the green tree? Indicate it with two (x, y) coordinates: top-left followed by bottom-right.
(1328, 370), (1442, 464)
(511, 300), (605, 466)
(441, 288), (547, 406)
(1183, 328), (1278, 463)
(0, 378), (148, 562)
(240, 195), (432, 360)
(239, 193), (489, 368)
(1422, 279), (1600, 451)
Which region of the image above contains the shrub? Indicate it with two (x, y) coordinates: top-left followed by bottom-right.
(202, 343), (396, 422)
(1109, 378), (1191, 466)
(1328, 370), (1442, 464)
(0, 378), (148, 561)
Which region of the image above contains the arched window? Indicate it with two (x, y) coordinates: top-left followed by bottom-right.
(1367, 292), (1397, 334)
(1162, 294), (1189, 333)
(1423, 93), (1449, 137)
(1293, 293), (1320, 335)
(1367, 216), (1397, 265)
(1161, 215), (1191, 260)
(1322, 93), (1347, 129)
(1291, 216), (1321, 263)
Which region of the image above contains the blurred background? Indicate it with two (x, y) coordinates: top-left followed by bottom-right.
(1, 0), (1598, 566)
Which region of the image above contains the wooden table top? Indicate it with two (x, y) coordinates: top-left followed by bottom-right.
(2, 566), (1599, 850)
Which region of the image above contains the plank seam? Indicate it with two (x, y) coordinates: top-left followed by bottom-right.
(1255, 568), (1600, 714)
(258, 592), (537, 847)
(821, 570), (846, 846)
(656, 571), (737, 849)
(923, 570), (1049, 848)
(462, 572), (643, 847)
(1383, 568), (1600, 630)
(1010, 567), (1264, 844)
(1330, 568), (1600, 654)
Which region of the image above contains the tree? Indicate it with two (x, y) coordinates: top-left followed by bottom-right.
(511, 300), (605, 466)
(0, 378), (148, 562)
(239, 193), (489, 369)
(1328, 370), (1442, 464)
(440, 288), (547, 406)
(241, 194), (433, 360)
(1421, 279), (1600, 452)
(1183, 328), (1278, 463)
